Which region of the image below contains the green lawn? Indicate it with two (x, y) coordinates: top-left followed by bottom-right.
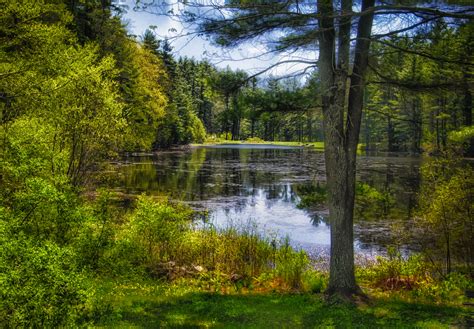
(192, 140), (325, 150)
(95, 281), (468, 328)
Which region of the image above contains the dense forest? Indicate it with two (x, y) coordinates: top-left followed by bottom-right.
(1, 0), (473, 327)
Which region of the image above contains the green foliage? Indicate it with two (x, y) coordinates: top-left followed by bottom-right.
(296, 183), (327, 209)
(355, 183), (395, 220)
(411, 272), (474, 304)
(449, 125), (474, 143)
(126, 196), (194, 265)
(189, 112), (207, 143)
(364, 23), (473, 154)
(123, 43), (168, 151)
(416, 157), (474, 274)
(0, 231), (89, 327)
(358, 249), (428, 291)
(1, 0), (473, 326)
(84, 195), (314, 292)
(75, 190), (118, 272)
(297, 182), (395, 220)
(358, 249), (472, 304)
(204, 133), (229, 143)
(302, 270), (328, 293)
(151, 56), (210, 147)
(448, 126), (474, 155)
(245, 136), (265, 143)
(274, 239), (310, 290)
(177, 225), (274, 280)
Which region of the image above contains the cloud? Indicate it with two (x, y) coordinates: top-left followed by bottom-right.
(120, 0), (316, 79)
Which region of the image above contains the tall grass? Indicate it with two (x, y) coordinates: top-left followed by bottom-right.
(98, 196), (312, 290)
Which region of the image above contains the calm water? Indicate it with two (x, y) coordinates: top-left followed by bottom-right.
(113, 145), (422, 257)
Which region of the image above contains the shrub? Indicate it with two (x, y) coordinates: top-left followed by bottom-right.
(125, 195), (194, 268)
(417, 158), (473, 274)
(302, 269), (328, 293)
(411, 272), (474, 303)
(189, 113), (207, 144)
(245, 137), (265, 143)
(0, 230), (90, 327)
(99, 197), (317, 292)
(357, 249), (428, 291)
(274, 239), (310, 289)
(75, 190), (118, 273)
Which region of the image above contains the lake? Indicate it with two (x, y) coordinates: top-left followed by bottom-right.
(112, 144), (423, 261)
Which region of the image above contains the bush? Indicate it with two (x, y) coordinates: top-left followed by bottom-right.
(0, 231), (90, 327)
(411, 272), (473, 303)
(302, 269), (328, 293)
(357, 248), (428, 291)
(125, 196), (194, 267)
(74, 190), (118, 273)
(417, 158), (473, 274)
(275, 243), (309, 290)
(357, 249), (472, 303)
(92, 196), (318, 293)
(245, 137), (265, 143)
(448, 126), (474, 156)
(189, 113), (207, 144)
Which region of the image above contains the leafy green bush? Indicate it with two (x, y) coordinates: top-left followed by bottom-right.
(245, 137), (265, 143)
(302, 269), (328, 293)
(448, 126), (474, 156)
(125, 195), (194, 266)
(411, 272), (474, 304)
(204, 134), (227, 143)
(357, 249), (428, 291)
(0, 229), (90, 327)
(359, 250), (472, 303)
(74, 190), (118, 273)
(274, 239), (310, 289)
(189, 113), (207, 144)
(103, 197), (314, 290)
(417, 158), (473, 274)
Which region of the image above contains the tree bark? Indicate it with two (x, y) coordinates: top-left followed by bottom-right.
(318, 0), (375, 297)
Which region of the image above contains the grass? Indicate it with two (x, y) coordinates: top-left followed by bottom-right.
(82, 197), (471, 328)
(191, 139), (325, 151)
(94, 280), (469, 328)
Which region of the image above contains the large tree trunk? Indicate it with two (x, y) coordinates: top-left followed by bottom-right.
(318, 0), (375, 298)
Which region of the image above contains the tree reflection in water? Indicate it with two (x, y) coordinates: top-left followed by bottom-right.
(112, 145), (422, 256)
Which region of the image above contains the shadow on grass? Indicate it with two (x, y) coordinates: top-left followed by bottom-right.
(107, 292), (466, 328)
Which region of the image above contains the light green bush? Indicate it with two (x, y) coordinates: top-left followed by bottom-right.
(0, 229), (90, 327)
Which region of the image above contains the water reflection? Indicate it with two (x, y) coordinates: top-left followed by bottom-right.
(113, 145), (422, 254)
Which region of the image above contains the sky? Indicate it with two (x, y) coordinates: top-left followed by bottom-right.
(118, 0), (317, 79)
